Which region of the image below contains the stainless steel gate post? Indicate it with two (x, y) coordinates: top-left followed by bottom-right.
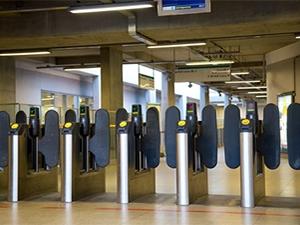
(117, 121), (129, 204)
(8, 134), (19, 202)
(240, 119), (254, 208)
(176, 120), (189, 206)
(61, 123), (74, 203)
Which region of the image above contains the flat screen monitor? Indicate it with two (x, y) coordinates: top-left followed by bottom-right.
(158, 0), (211, 16)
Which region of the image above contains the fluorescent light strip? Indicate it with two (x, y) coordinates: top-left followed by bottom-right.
(148, 42), (206, 49)
(64, 67), (99, 71)
(248, 91), (267, 94)
(70, 2), (153, 14)
(237, 86), (267, 90)
(225, 80), (261, 84)
(186, 60), (235, 66)
(256, 95), (267, 98)
(296, 34), (300, 39)
(0, 51), (50, 56)
(231, 72), (250, 75)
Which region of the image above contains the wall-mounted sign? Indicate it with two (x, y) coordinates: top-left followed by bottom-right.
(175, 67), (231, 82)
(158, 0), (211, 16)
(139, 74), (155, 89)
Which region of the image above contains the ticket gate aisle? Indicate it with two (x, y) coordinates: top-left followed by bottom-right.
(165, 103), (218, 206)
(61, 105), (110, 203)
(224, 100), (281, 208)
(0, 112), (10, 198)
(8, 107), (60, 202)
(116, 105), (160, 203)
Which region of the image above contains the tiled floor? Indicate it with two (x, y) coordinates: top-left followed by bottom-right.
(1, 149), (300, 225)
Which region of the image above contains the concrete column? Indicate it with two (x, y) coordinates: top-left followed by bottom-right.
(100, 47), (123, 158)
(0, 57), (16, 104)
(168, 72), (176, 106)
(0, 57), (16, 117)
(200, 85), (209, 118)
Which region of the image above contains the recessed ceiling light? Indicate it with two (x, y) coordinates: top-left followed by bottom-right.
(248, 91), (267, 94)
(70, 2), (153, 14)
(186, 60), (235, 66)
(225, 80), (261, 84)
(148, 42), (206, 49)
(231, 72), (250, 75)
(0, 51), (51, 56)
(237, 86), (267, 90)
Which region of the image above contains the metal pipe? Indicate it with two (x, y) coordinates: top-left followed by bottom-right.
(8, 135), (19, 202)
(62, 134), (73, 203)
(240, 132), (254, 208)
(118, 133), (129, 204)
(176, 132), (189, 206)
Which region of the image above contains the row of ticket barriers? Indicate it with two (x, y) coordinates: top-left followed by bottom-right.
(0, 101), (300, 208)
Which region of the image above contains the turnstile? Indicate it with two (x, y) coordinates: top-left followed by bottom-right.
(61, 105), (110, 203)
(116, 105), (160, 203)
(165, 103), (217, 205)
(8, 108), (60, 202)
(225, 101), (280, 208)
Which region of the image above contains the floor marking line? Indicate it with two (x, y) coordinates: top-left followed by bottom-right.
(95, 207), (300, 218)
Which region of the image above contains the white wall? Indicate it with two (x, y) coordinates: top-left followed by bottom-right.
(16, 67), (93, 105)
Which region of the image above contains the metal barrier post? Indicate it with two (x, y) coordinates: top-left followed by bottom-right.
(176, 120), (189, 206)
(240, 119), (254, 208)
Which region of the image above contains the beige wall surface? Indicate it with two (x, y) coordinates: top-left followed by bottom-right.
(267, 57), (300, 104)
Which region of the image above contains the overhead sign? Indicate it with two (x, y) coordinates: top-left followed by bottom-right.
(139, 74), (155, 89)
(158, 0), (211, 16)
(175, 67), (231, 82)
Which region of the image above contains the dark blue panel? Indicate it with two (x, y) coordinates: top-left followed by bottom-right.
(198, 105), (218, 168)
(261, 104), (280, 169)
(143, 107), (161, 168)
(165, 106), (180, 168)
(224, 105), (240, 169)
(116, 108), (128, 126)
(90, 109), (110, 168)
(0, 112), (10, 168)
(16, 111), (26, 124)
(65, 109), (76, 123)
(287, 103), (300, 170)
(38, 110), (60, 168)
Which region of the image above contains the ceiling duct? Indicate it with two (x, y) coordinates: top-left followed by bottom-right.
(128, 15), (157, 46)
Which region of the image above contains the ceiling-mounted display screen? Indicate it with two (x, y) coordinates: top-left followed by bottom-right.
(158, 0), (211, 16)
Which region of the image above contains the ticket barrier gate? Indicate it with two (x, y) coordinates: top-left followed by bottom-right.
(165, 103), (218, 205)
(61, 106), (110, 203)
(116, 105), (160, 203)
(8, 108), (60, 202)
(224, 101), (280, 208)
(0, 112), (10, 196)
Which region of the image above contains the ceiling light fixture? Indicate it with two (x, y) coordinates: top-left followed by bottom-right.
(185, 60), (235, 66)
(64, 67), (100, 72)
(231, 72), (250, 75)
(0, 51), (51, 56)
(296, 35), (300, 39)
(148, 42), (206, 49)
(237, 86), (267, 90)
(256, 95), (267, 98)
(225, 80), (261, 84)
(248, 91), (267, 94)
(70, 2), (153, 14)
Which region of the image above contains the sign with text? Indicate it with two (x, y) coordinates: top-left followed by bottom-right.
(175, 67), (231, 82)
(139, 74), (155, 89)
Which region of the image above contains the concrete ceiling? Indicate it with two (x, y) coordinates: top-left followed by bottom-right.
(0, 0), (300, 99)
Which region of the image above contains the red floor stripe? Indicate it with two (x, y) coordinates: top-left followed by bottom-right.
(95, 207), (300, 218)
